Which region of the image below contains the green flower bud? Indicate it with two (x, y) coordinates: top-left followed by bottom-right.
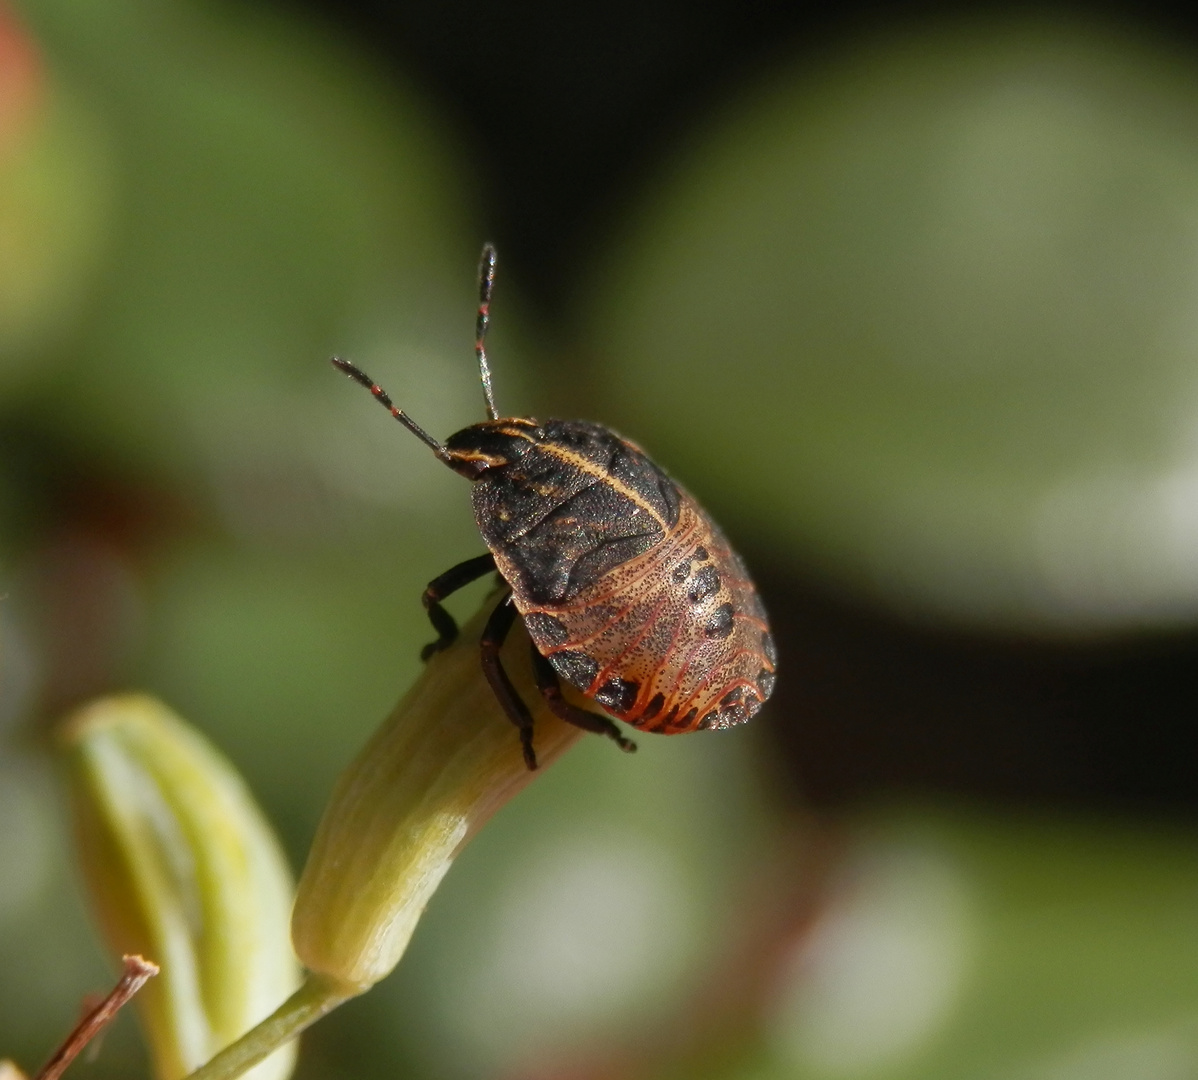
(62, 695), (300, 1080)
(291, 592), (586, 990)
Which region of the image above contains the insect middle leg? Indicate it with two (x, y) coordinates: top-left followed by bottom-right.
(480, 593), (539, 770)
(529, 643), (637, 755)
(421, 552), (498, 661)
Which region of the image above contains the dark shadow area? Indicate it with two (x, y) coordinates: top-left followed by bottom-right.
(756, 559), (1198, 813)
(290, 0), (1198, 314)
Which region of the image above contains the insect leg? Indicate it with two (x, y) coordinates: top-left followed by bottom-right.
(529, 643), (637, 755)
(480, 594), (539, 770)
(421, 553), (498, 661)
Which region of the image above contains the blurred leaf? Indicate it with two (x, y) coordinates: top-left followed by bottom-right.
(0, 6), (114, 375)
(649, 805), (1198, 1080)
(11, 0), (485, 516)
(63, 695), (299, 1080)
(587, 16), (1198, 633)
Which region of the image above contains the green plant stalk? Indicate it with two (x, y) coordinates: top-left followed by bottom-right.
(291, 591), (585, 988)
(180, 974), (355, 1080)
(183, 591), (585, 1080)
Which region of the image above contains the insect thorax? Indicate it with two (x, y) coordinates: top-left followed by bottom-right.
(446, 418), (682, 606)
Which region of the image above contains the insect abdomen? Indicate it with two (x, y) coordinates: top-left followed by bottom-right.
(515, 499), (776, 733)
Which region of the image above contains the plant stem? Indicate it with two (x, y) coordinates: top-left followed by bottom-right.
(35, 955), (159, 1080)
(181, 974), (361, 1080)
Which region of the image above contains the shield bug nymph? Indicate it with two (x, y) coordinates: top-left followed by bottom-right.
(333, 244), (776, 769)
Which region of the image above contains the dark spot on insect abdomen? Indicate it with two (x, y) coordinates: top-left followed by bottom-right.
(524, 611), (570, 647)
(671, 544), (715, 586)
(704, 602), (734, 639)
(549, 650), (600, 690)
(688, 565), (721, 604)
(593, 677), (639, 715)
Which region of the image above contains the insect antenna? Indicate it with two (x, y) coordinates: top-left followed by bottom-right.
(476, 242), (499, 420)
(330, 357), (452, 464)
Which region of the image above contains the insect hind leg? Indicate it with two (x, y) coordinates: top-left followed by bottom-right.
(421, 552), (497, 661)
(530, 643), (637, 755)
(480, 593), (538, 770)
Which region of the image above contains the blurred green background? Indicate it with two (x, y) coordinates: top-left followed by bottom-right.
(6, 1), (1198, 1078)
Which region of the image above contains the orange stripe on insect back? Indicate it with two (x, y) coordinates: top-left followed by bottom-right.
(589, 589), (676, 701)
(541, 526), (701, 649)
(451, 450), (508, 468)
(734, 611), (771, 634)
(614, 604), (692, 730)
(531, 441), (674, 532)
(650, 627), (760, 727)
(547, 513), (703, 615)
(651, 633), (711, 722)
(702, 676), (762, 714)
(673, 644), (763, 716)
(647, 587), (701, 698)
(545, 581), (661, 653)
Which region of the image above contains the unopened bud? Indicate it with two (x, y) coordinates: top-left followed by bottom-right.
(62, 695), (300, 1080)
(291, 592), (585, 989)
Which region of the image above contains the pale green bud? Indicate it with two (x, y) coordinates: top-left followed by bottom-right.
(291, 593), (586, 990)
(62, 695), (300, 1080)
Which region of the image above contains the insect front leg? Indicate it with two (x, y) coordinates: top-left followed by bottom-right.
(421, 552), (498, 660)
(529, 643), (637, 755)
(480, 594), (539, 770)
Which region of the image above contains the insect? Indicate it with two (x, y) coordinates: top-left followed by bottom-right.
(333, 244), (775, 769)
